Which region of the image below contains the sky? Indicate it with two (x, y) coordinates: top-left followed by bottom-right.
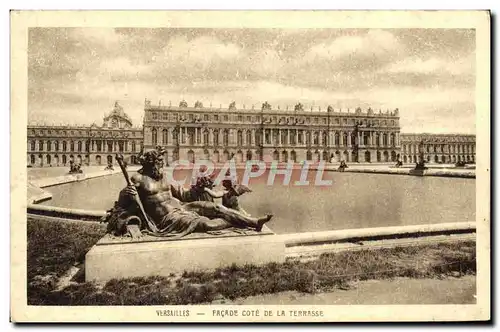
(28, 28), (476, 134)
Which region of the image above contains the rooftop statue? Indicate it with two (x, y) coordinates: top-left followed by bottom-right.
(102, 148), (273, 239)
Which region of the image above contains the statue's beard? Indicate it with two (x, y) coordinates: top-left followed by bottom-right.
(141, 165), (163, 181)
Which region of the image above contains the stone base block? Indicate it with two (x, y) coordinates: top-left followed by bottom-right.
(85, 231), (286, 282)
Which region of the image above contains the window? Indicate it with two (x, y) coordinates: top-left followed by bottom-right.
(77, 141), (82, 152)
(335, 118), (340, 124)
(30, 141), (35, 151)
(70, 141), (74, 152)
(238, 115), (243, 122)
(223, 115), (228, 121)
(223, 130), (229, 145)
(152, 128), (158, 145)
(290, 130), (296, 145)
(162, 129), (168, 145)
(63, 141), (67, 151)
(204, 130), (209, 144)
(246, 116), (251, 122)
(46, 141), (51, 151)
(213, 130), (219, 145)
(314, 118), (318, 124)
(343, 119), (347, 125)
(214, 115), (219, 121)
(246, 130), (252, 145)
(204, 114), (209, 121)
(118, 142), (124, 152)
(335, 133), (340, 146)
(281, 130), (287, 145)
(85, 141), (90, 152)
(96, 141), (101, 152)
(132, 141), (136, 152)
(237, 131), (243, 146)
(162, 113), (168, 120)
(188, 114), (193, 121)
(152, 112), (158, 120)
(107, 142), (113, 152)
(38, 141), (43, 151)
(322, 118), (327, 124)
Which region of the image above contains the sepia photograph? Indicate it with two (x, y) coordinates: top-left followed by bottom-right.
(10, 10), (490, 322)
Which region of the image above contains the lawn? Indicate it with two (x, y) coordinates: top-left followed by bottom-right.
(27, 217), (476, 305)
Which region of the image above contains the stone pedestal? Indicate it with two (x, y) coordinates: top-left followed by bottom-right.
(85, 226), (285, 282)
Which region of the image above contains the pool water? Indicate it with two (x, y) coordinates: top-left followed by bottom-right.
(40, 169), (476, 234)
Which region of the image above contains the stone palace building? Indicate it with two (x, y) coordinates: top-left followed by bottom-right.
(27, 100), (476, 167)
(27, 102), (143, 167)
(143, 99), (402, 165)
(400, 133), (476, 165)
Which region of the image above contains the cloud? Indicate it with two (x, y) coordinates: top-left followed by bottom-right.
(384, 54), (475, 76)
(304, 30), (402, 65)
(27, 28), (476, 134)
(160, 35), (241, 69)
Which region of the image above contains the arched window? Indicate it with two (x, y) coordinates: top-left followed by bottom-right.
(390, 133), (395, 146)
(30, 155), (35, 165)
(321, 131), (327, 146)
(306, 131), (311, 145)
(152, 128), (158, 145)
(132, 141), (136, 152)
(281, 130), (287, 145)
(204, 130), (209, 145)
(335, 132), (340, 146)
(107, 141), (113, 152)
(70, 141), (74, 152)
(196, 129), (201, 144)
(313, 131), (319, 145)
(46, 141), (52, 152)
(383, 133), (388, 146)
(62, 141), (67, 152)
(363, 133), (369, 146)
(343, 133), (348, 146)
(77, 141), (82, 152)
(30, 141), (35, 151)
(290, 130), (296, 145)
(223, 130), (229, 146)
(213, 130), (219, 145)
(246, 130), (252, 145)
(162, 129), (168, 145)
(38, 141), (43, 151)
(237, 130), (243, 146)
(54, 141), (59, 151)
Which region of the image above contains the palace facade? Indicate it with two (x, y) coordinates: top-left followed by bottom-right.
(400, 133), (476, 164)
(142, 100), (402, 164)
(27, 100), (477, 167)
(27, 102), (143, 167)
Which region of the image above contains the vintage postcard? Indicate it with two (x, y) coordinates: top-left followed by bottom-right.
(11, 10), (490, 322)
